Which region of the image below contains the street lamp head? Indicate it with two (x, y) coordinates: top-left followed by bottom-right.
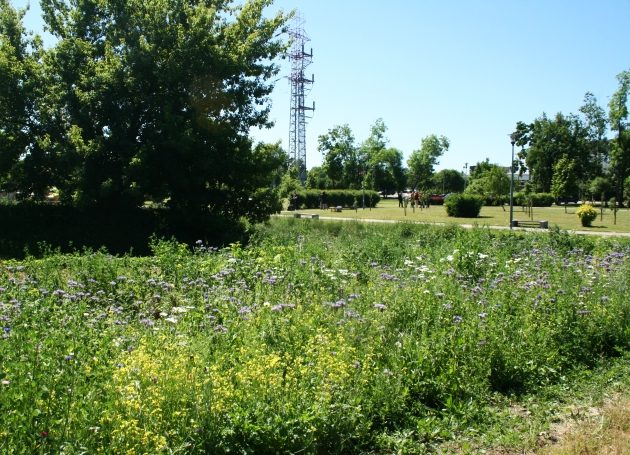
(509, 132), (517, 146)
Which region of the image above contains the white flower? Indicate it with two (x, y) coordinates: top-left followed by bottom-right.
(171, 306), (193, 314)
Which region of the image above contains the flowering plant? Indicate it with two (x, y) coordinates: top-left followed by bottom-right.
(576, 203), (597, 227)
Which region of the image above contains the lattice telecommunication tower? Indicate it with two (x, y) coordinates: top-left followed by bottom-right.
(288, 14), (314, 183)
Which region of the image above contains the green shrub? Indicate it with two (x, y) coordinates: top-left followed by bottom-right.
(0, 204), (245, 258)
(484, 195), (507, 206)
(444, 193), (484, 217)
(295, 189), (380, 209)
(513, 192), (555, 207)
(576, 203), (597, 227)
(532, 193), (555, 206)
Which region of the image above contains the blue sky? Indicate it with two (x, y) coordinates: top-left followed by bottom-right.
(11, 0), (630, 172)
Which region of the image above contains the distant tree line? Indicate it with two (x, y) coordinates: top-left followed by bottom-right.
(512, 76), (630, 206)
(300, 118), (459, 197)
(302, 71), (630, 209)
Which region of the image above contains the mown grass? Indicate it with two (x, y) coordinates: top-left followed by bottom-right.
(1, 219), (629, 453)
(289, 198), (630, 234)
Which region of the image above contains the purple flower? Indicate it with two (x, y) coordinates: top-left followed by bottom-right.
(238, 306), (252, 315)
(214, 324), (228, 333)
(452, 315), (463, 324)
(373, 303), (387, 311)
(379, 273), (398, 281)
(139, 318), (154, 327)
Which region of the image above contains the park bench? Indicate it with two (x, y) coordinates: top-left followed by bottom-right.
(511, 220), (549, 229)
(329, 206), (343, 212)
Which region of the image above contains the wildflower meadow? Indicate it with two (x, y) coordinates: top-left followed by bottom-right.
(1, 219), (629, 453)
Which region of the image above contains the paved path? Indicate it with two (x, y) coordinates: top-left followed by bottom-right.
(277, 213), (630, 238)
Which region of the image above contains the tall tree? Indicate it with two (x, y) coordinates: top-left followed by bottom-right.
(305, 166), (332, 190)
(515, 113), (588, 193)
(359, 119), (405, 193)
(366, 147), (405, 194)
(579, 92), (609, 179)
(34, 0), (288, 220)
(608, 70), (630, 205)
(0, 0), (42, 193)
(432, 169), (465, 193)
(551, 154), (578, 211)
(407, 134), (449, 190)
(318, 124), (358, 188)
(465, 162), (509, 204)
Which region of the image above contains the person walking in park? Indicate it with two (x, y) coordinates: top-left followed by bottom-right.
(320, 191), (328, 210)
(398, 191), (403, 208)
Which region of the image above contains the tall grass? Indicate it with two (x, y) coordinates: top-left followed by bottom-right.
(1, 219), (629, 453)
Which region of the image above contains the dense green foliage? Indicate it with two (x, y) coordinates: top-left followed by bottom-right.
(608, 71), (630, 205)
(0, 0), (288, 222)
(407, 135), (449, 190)
(444, 193), (484, 217)
(432, 168), (465, 194)
(1, 220), (629, 453)
(0, 204), (246, 258)
(551, 155), (578, 205)
(0, 0), (42, 192)
(314, 120), (448, 195)
(291, 189), (380, 209)
(317, 124), (361, 189)
(513, 192), (555, 207)
(514, 75), (630, 206)
(465, 162), (510, 205)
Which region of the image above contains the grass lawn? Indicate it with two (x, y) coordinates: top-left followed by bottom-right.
(287, 198), (630, 234)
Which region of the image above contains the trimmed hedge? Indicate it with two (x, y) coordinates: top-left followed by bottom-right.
(513, 192), (555, 207)
(444, 194), (484, 217)
(291, 189), (380, 209)
(0, 204), (246, 258)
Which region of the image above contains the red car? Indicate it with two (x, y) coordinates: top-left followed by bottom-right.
(429, 194), (446, 204)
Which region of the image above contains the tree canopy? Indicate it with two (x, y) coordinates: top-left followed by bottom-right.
(318, 124), (359, 189)
(407, 134), (449, 190)
(608, 70), (630, 203)
(0, 0), (42, 192)
(465, 161), (509, 203)
(1, 0), (290, 222)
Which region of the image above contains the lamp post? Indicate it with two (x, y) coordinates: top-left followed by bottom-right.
(509, 133), (516, 229)
(463, 162), (468, 190)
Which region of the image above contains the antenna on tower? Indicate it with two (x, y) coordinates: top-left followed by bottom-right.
(288, 12), (314, 184)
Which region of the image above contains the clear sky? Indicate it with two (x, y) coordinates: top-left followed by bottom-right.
(11, 0), (630, 172)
